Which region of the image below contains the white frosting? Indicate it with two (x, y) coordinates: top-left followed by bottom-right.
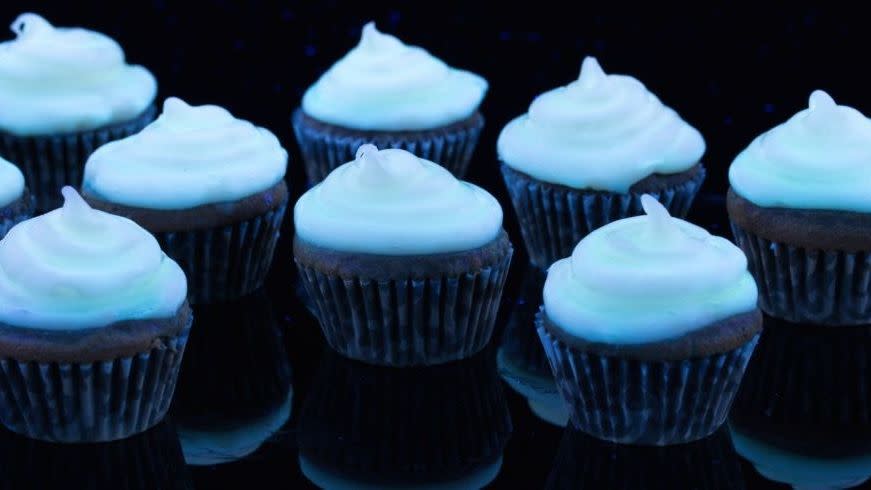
(543, 195), (757, 344)
(301, 22), (488, 131)
(729, 90), (871, 213)
(83, 97), (287, 210)
(0, 187), (186, 329)
(0, 156), (24, 208)
(498, 57), (705, 192)
(0, 13), (157, 136)
(294, 145), (502, 255)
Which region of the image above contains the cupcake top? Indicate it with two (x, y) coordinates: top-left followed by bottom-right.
(0, 187), (186, 330)
(729, 90), (871, 213)
(301, 22), (488, 131)
(83, 97), (287, 210)
(544, 195), (757, 344)
(0, 13), (157, 136)
(498, 57), (705, 192)
(294, 144), (502, 255)
(0, 156), (24, 208)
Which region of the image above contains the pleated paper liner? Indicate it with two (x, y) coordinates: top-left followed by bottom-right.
(157, 203), (287, 304)
(536, 312), (759, 446)
(291, 108), (484, 184)
(0, 190), (34, 239)
(0, 421), (193, 489)
(0, 105), (157, 213)
(296, 246), (512, 367)
(500, 163), (705, 268)
(731, 223), (871, 325)
(0, 317), (191, 443)
(730, 315), (871, 444)
(297, 348), (512, 488)
(546, 426), (745, 490)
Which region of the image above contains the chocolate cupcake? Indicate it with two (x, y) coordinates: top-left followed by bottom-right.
(0, 187), (191, 442)
(0, 156), (32, 238)
(292, 22), (487, 183)
(295, 145), (512, 366)
(728, 90), (871, 325)
(537, 195), (761, 445)
(81, 97), (289, 304)
(297, 348), (511, 489)
(0, 13), (157, 212)
(499, 57), (706, 268)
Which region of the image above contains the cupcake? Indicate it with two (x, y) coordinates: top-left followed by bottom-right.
(81, 97), (289, 304)
(0, 13), (157, 212)
(292, 22), (487, 183)
(294, 144), (512, 366)
(537, 195), (761, 445)
(0, 156), (32, 238)
(0, 187), (190, 442)
(499, 56), (706, 268)
(728, 90), (871, 325)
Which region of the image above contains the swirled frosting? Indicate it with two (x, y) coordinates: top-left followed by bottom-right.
(0, 187), (186, 330)
(498, 57), (705, 192)
(301, 22), (488, 131)
(544, 195), (757, 343)
(83, 97), (287, 210)
(729, 90), (871, 212)
(0, 156), (24, 208)
(0, 13), (157, 136)
(294, 144), (502, 255)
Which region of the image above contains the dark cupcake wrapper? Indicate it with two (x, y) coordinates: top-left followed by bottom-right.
(0, 318), (191, 443)
(291, 108), (484, 184)
(296, 248), (512, 366)
(0, 106), (157, 213)
(501, 163), (706, 269)
(0, 193), (34, 239)
(536, 312), (759, 446)
(731, 222), (871, 325)
(157, 204), (287, 304)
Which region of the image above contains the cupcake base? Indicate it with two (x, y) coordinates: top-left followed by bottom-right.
(501, 163), (705, 268)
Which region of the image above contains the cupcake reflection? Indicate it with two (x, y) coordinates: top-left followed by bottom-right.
(298, 348), (512, 489)
(171, 290), (293, 465)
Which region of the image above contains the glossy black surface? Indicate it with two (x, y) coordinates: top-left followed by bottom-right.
(1, 2), (870, 488)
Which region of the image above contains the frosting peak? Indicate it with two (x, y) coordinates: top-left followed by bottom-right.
(301, 22), (487, 131)
(0, 13), (157, 136)
(544, 194), (757, 343)
(498, 56), (705, 192)
(0, 156), (24, 208)
(0, 187), (186, 330)
(729, 90), (871, 212)
(294, 145), (503, 255)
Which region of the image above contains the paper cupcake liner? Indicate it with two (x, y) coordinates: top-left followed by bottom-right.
(157, 204), (287, 304)
(296, 249), (512, 366)
(546, 427), (744, 490)
(0, 320), (191, 443)
(730, 316), (871, 441)
(0, 421), (193, 489)
(297, 348), (511, 486)
(536, 313), (759, 446)
(731, 223), (871, 325)
(501, 164), (705, 268)
(291, 108), (484, 183)
(0, 193), (34, 239)
(0, 106), (157, 212)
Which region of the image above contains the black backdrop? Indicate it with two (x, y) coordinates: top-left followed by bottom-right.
(0, 2), (867, 489)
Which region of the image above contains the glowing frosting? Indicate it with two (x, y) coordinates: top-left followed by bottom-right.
(0, 187), (186, 330)
(543, 195), (757, 343)
(0, 13), (157, 136)
(83, 97), (287, 210)
(294, 145), (503, 255)
(498, 57), (705, 192)
(0, 156), (24, 208)
(301, 22), (488, 131)
(729, 90), (871, 212)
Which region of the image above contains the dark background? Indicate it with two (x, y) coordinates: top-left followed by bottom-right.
(1, 2), (867, 488)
